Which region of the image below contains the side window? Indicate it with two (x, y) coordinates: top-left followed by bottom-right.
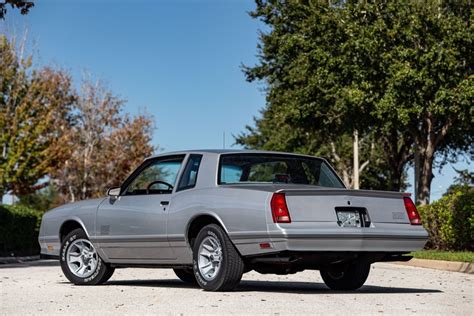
(177, 155), (203, 191)
(125, 157), (184, 195)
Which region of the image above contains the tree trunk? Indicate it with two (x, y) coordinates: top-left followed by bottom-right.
(390, 169), (402, 192)
(409, 112), (451, 205)
(413, 112), (442, 205)
(0, 192), (3, 204)
(416, 147), (435, 206)
(68, 184), (75, 203)
(381, 130), (413, 192)
(414, 147), (421, 204)
(353, 130), (359, 190)
(413, 116), (437, 206)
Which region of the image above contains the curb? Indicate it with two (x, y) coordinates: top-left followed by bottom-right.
(0, 255), (40, 264)
(394, 258), (474, 274)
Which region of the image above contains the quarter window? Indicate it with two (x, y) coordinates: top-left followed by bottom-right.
(177, 155), (203, 191)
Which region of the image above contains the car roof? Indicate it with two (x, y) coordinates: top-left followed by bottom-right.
(145, 149), (325, 160)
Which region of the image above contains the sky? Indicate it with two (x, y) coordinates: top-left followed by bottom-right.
(0, 0), (471, 202)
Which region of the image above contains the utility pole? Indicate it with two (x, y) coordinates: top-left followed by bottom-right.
(223, 131), (226, 149)
(353, 129), (359, 189)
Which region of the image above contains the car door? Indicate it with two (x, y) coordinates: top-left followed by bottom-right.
(96, 155), (185, 262)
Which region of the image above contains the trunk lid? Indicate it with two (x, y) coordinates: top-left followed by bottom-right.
(280, 188), (410, 224)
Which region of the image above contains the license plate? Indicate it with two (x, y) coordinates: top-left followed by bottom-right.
(336, 210), (361, 227)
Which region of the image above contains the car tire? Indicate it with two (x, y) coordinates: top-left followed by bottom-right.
(192, 224), (244, 291)
(173, 268), (197, 284)
(320, 261), (370, 291)
(60, 228), (115, 285)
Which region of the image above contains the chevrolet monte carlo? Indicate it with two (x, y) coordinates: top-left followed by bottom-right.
(39, 150), (428, 291)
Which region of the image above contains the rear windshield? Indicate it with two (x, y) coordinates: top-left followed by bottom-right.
(219, 154), (345, 188)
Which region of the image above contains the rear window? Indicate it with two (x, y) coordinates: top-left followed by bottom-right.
(219, 154), (344, 188)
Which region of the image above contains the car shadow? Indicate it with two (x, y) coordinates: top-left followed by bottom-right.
(101, 279), (442, 294)
(0, 260), (59, 269)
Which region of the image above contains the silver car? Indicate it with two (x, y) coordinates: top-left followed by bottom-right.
(39, 150), (428, 291)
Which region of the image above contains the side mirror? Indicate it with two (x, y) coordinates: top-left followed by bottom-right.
(107, 187), (121, 197)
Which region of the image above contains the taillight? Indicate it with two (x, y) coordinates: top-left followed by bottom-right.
(403, 197), (421, 225)
(271, 193), (291, 223)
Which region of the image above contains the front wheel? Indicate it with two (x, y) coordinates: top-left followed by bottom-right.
(320, 262), (370, 291)
(60, 228), (114, 285)
(192, 224), (244, 291)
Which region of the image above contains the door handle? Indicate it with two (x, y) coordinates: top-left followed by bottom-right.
(160, 201), (170, 206)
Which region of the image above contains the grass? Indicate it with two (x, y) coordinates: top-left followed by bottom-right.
(409, 250), (474, 263)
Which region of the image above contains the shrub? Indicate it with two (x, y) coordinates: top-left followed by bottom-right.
(0, 204), (43, 256)
(418, 186), (474, 251)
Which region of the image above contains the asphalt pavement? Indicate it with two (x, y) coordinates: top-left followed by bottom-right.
(0, 260), (472, 315)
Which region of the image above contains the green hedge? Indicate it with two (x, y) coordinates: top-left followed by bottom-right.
(418, 186), (474, 251)
(0, 204), (42, 256)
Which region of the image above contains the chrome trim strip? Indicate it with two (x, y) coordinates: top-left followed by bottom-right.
(229, 234), (427, 240)
(91, 236), (186, 243)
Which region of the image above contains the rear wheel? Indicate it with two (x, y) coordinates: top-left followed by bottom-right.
(60, 228), (115, 285)
(173, 268), (197, 284)
(192, 224), (244, 291)
(320, 262), (370, 291)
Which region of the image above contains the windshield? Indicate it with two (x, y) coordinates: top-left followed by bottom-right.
(219, 153), (345, 188)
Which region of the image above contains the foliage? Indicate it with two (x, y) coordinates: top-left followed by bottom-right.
(236, 124), (403, 190)
(0, 35), (75, 199)
(453, 168), (474, 186)
(0, 204), (41, 256)
(241, 0), (473, 202)
(418, 186), (474, 251)
(51, 80), (155, 202)
(409, 250), (474, 263)
(0, 0), (34, 19)
(444, 168), (474, 195)
(17, 185), (60, 213)
(369, 1), (473, 204)
(0, 35), (157, 205)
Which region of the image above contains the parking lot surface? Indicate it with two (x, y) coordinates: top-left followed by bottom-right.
(0, 261), (472, 315)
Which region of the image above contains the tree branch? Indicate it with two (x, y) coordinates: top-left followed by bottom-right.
(359, 160), (370, 173)
(435, 118), (453, 147)
(330, 141), (341, 162)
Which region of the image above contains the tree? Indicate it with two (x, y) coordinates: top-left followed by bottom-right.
(0, 35), (75, 202)
(0, 0), (34, 19)
(240, 0), (472, 204)
(236, 120), (400, 190)
(17, 185), (60, 213)
(444, 168), (474, 195)
(52, 80), (155, 202)
(238, 0), (405, 190)
(369, 1), (473, 204)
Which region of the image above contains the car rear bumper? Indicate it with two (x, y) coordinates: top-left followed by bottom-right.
(271, 233), (427, 253)
(231, 222), (428, 256)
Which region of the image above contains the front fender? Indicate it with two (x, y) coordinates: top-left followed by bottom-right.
(59, 216), (91, 240)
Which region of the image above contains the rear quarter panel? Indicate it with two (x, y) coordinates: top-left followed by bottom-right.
(168, 186), (272, 261)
